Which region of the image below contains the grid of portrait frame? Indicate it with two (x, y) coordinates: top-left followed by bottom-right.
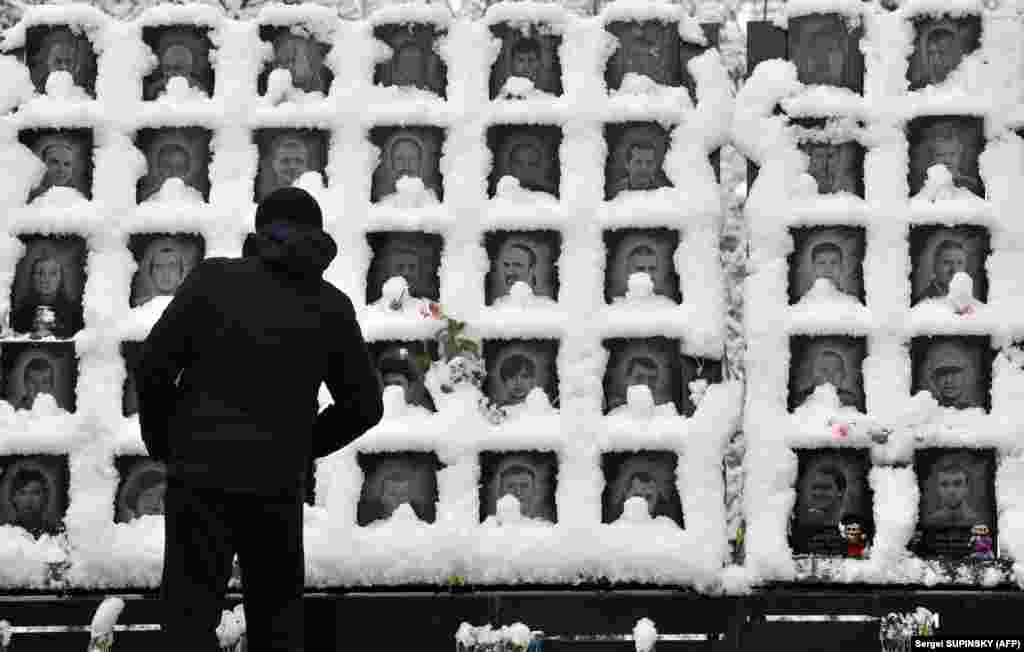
(0, 1), (736, 587)
(742, 3), (1020, 579)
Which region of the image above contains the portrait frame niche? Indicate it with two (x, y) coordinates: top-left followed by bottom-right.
(19, 128), (94, 202)
(793, 117), (865, 197)
(113, 456), (167, 523)
(910, 335), (992, 412)
(372, 22), (448, 98)
(484, 230), (562, 305)
(789, 448), (874, 557)
(356, 452), (442, 526)
(121, 341), (141, 418)
(483, 339), (559, 409)
(135, 127), (213, 203)
(141, 24), (215, 101)
(128, 232), (205, 308)
(488, 21), (562, 98)
(908, 15), (981, 91)
(787, 225), (866, 304)
(2, 342), (78, 413)
(604, 122), (674, 200)
(0, 454), (69, 537)
(365, 231), (444, 304)
(787, 13), (864, 93)
(23, 24), (98, 97)
(912, 448), (997, 560)
(907, 115), (985, 198)
(368, 339), (438, 413)
(909, 224), (990, 307)
(253, 128), (329, 203)
(486, 124), (562, 197)
(370, 126), (446, 203)
(257, 24), (334, 96)
(603, 227), (681, 303)
(602, 337), (721, 417)
(10, 234), (87, 340)
(604, 19), (681, 91)
(788, 335), (866, 413)
(478, 450), (558, 523)
(601, 450), (684, 528)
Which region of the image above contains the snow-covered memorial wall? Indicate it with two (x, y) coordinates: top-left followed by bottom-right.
(0, 0), (742, 589)
(735, 0), (1024, 586)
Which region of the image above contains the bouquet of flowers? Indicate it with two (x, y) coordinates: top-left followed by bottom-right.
(455, 623), (540, 652)
(879, 607), (939, 652)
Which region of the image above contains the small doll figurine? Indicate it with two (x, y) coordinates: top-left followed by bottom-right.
(843, 518), (867, 558)
(969, 523), (994, 561)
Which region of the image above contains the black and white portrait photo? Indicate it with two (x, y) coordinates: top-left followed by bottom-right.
(485, 230), (560, 304)
(604, 20), (680, 91)
(489, 22), (562, 97)
(603, 337), (678, 413)
(605, 123), (673, 200)
(913, 448), (995, 558)
(373, 23), (447, 97)
(912, 336), (990, 411)
(604, 228), (681, 303)
(357, 453), (441, 526)
(3, 344), (76, 412)
(254, 129), (327, 202)
(909, 225), (989, 306)
(259, 26), (333, 95)
(908, 16), (981, 90)
(787, 13), (864, 92)
(0, 455), (67, 538)
(136, 128), (212, 202)
(115, 457), (167, 523)
(601, 451), (684, 527)
(797, 139), (864, 196)
(479, 451), (557, 522)
(370, 126), (445, 202)
(129, 234), (203, 308)
(790, 449), (872, 555)
(25, 25), (97, 96)
(487, 125), (561, 196)
(789, 336), (866, 412)
(370, 341), (436, 412)
(908, 116), (984, 197)
(142, 26), (214, 100)
(788, 226), (865, 303)
(366, 232), (443, 304)
(20, 129), (92, 202)
(10, 236), (86, 339)
(484, 340), (558, 408)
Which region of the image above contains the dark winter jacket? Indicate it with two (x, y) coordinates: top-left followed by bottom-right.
(136, 227), (383, 494)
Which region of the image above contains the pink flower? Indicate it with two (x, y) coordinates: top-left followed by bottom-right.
(956, 305), (974, 317)
(832, 422), (849, 439)
(417, 304), (431, 319)
(429, 302), (442, 320)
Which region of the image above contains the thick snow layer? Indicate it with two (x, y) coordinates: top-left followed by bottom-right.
(0, 2), (735, 589)
(738, 0), (1024, 587)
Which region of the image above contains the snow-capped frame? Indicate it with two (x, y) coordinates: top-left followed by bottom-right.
(735, 0), (1024, 587)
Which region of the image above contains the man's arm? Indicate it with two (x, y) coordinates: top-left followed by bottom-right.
(313, 294), (383, 458)
(136, 260), (214, 462)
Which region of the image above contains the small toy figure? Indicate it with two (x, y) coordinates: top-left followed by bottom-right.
(969, 523), (994, 561)
(843, 518), (867, 558)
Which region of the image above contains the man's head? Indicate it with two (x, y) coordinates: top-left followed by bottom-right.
(270, 136), (310, 188)
(934, 456), (970, 511)
(806, 28), (844, 82)
(386, 246), (421, 293)
(23, 357), (55, 407)
(150, 245), (184, 295)
(624, 355), (659, 394)
(930, 347), (969, 407)
(389, 137), (423, 180)
(932, 239), (966, 290)
(624, 141), (658, 189)
(510, 38), (542, 82)
(42, 143), (74, 188)
(392, 43), (423, 86)
(499, 353), (538, 404)
(626, 244), (659, 280)
(624, 22), (658, 68)
(499, 463), (537, 513)
(929, 126), (963, 173)
(625, 470), (660, 516)
(499, 243), (537, 291)
(275, 34), (315, 89)
(10, 469), (48, 524)
(44, 36), (76, 74)
(810, 241), (844, 289)
(379, 468), (412, 515)
(507, 142), (544, 189)
(925, 28), (958, 83)
(31, 255), (62, 301)
(160, 43), (194, 79)
(807, 464), (846, 514)
(155, 144), (191, 185)
(811, 350), (846, 390)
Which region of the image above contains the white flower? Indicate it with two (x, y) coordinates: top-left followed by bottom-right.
(89, 597), (125, 638)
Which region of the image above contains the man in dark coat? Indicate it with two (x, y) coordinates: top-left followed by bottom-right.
(136, 187), (383, 652)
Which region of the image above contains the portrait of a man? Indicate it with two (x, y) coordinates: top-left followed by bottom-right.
(116, 459), (167, 522)
(499, 354), (537, 407)
(5, 345), (74, 412)
(489, 24), (562, 98)
(374, 342), (434, 411)
(788, 14), (863, 92)
(27, 26), (96, 95)
(810, 241), (843, 290)
(604, 20), (679, 90)
(488, 126), (560, 197)
(918, 239), (964, 302)
(136, 128), (211, 202)
(909, 18), (980, 89)
(357, 453), (440, 525)
(485, 231), (559, 304)
(11, 238), (86, 339)
(485, 341), (558, 409)
(914, 449), (995, 557)
(480, 451), (557, 522)
(789, 336), (865, 411)
(367, 232), (442, 303)
(606, 124), (672, 200)
(915, 337), (986, 410)
(9, 468), (49, 535)
(255, 129), (325, 202)
(926, 454), (978, 527)
(510, 37), (542, 84)
(799, 141), (863, 196)
(371, 127), (444, 202)
(910, 225), (988, 306)
(265, 30), (330, 94)
(789, 226), (865, 303)
(791, 450), (872, 555)
(130, 236), (202, 308)
(16, 357), (55, 411)
(605, 229), (680, 302)
(497, 243), (537, 294)
(143, 27), (212, 100)
(373, 24), (446, 96)
(603, 338), (681, 413)
(908, 117), (984, 197)
(601, 451), (684, 526)
(0, 456), (65, 537)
